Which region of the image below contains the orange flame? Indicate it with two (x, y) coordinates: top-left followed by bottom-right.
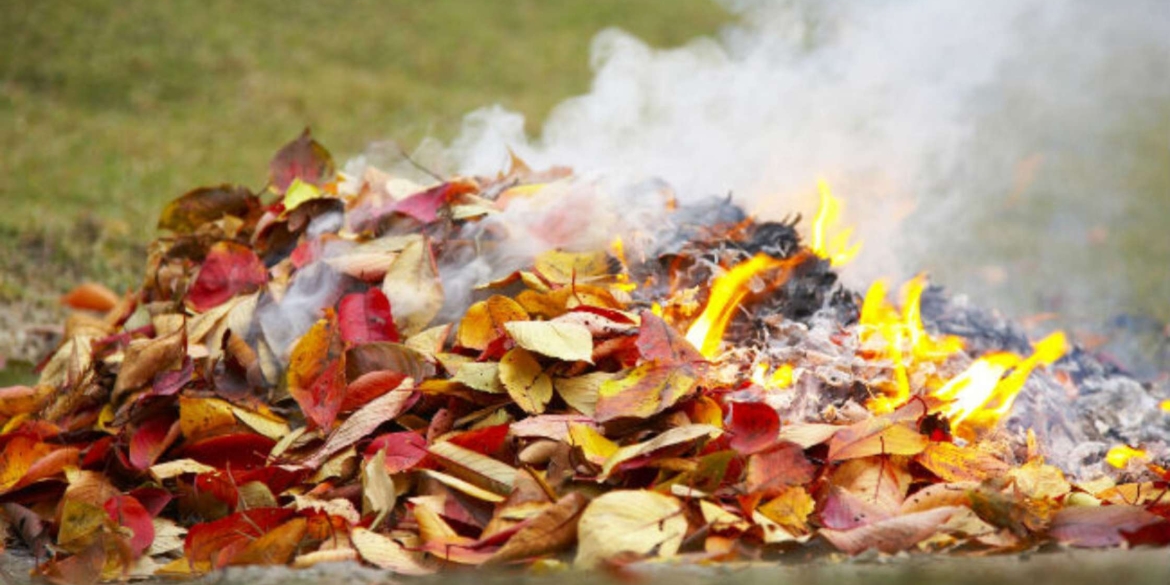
(811, 180), (862, 266)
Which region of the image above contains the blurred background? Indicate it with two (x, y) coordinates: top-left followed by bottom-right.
(1, 0), (1167, 384)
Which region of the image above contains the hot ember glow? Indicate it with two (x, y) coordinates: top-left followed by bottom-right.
(1105, 444), (1148, 469)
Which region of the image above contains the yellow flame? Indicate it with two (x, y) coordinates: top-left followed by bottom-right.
(609, 236), (637, 292)
(1161, 399), (1170, 413)
(859, 275), (965, 413)
(685, 254), (783, 358)
(935, 331), (1069, 440)
(1105, 444), (1147, 469)
(751, 362), (794, 390)
(811, 180), (862, 266)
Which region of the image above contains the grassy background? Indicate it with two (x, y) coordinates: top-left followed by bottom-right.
(0, 0), (730, 382)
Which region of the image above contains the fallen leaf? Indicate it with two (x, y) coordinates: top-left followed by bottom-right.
(1049, 505), (1161, 547)
(601, 424), (721, 480)
(228, 517), (308, 566)
(270, 128), (335, 191)
(365, 431), (428, 473)
(534, 250), (610, 285)
(917, 441), (1010, 482)
(362, 449), (397, 527)
(381, 237), (443, 336)
(635, 310), (702, 364)
(457, 296), (528, 350)
(186, 242), (268, 312)
(575, 490), (686, 568)
(553, 372), (613, 416)
(492, 492), (588, 563)
(0, 436), (57, 493)
(757, 486), (816, 536)
(129, 416), (180, 471)
(594, 362), (698, 422)
(505, 320), (594, 363)
(338, 288), (401, 344)
(499, 348), (553, 414)
(286, 310), (346, 430)
(727, 401), (780, 455)
(184, 508), (296, 569)
(303, 388), (416, 469)
(744, 442), (817, 497)
(113, 326), (187, 400)
(60, 283), (120, 313)
(178, 396), (237, 440)
(157, 185), (258, 234)
(351, 527), (435, 575)
(103, 495), (154, 557)
(428, 440), (516, 494)
(819, 506), (962, 554)
(828, 419), (928, 461)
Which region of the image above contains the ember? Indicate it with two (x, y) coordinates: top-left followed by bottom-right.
(2, 132), (1169, 581)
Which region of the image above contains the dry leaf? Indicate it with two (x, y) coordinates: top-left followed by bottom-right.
(499, 348), (553, 414)
(504, 320), (594, 363)
(575, 490), (687, 568)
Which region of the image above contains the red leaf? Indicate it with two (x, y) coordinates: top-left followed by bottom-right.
(269, 128), (335, 191)
(1050, 505), (1162, 547)
(104, 495), (154, 557)
(287, 310), (347, 430)
(1122, 520), (1170, 547)
(365, 431), (428, 473)
(339, 288), (401, 344)
(744, 442), (816, 497)
(179, 433), (276, 470)
(342, 370), (407, 412)
(186, 242), (268, 312)
(727, 402), (780, 455)
(127, 487), (173, 517)
(635, 310), (702, 364)
(185, 508), (296, 569)
(446, 424), (510, 457)
(129, 416), (180, 470)
(389, 180), (477, 223)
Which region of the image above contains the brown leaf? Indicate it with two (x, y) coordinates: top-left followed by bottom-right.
(744, 442), (817, 497)
(157, 185), (258, 233)
(492, 492), (589, 563)
(112, 325), (187, 400)
(819, 506), (963, 554)
(635, 310), (701, 364)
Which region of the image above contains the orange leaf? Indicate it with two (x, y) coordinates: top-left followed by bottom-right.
(59, 282), (120, 313)
(457, 295), (528, 350)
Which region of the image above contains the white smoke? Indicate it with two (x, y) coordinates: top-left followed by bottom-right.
(439, 0), (1170, 326)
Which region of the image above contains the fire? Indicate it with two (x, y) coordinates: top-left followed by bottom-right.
(1105, 444), (1147, 469)
(751, 362), (794, 390)
(685, 254), (784, 358)
(810, 180), (862, 266)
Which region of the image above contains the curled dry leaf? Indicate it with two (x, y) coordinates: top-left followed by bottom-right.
(351, 527), (435, 575)
(819, 506), (964, 555)
(157, 185), (258, 234)
(575, 490), (687, 568)
(492, 492), (589, 563)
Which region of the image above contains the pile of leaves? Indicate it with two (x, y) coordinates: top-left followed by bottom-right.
(2, 131), (1170, 583)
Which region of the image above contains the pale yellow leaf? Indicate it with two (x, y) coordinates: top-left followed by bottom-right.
(351, 527), (435, 575)
(504, 320), (594, 363)
(575, 491), (686, 568)
(600, 424), (721, 480)
(381, 236), (444, 336)
(499, 348), (553, 414)
(427, 441), (516, 494)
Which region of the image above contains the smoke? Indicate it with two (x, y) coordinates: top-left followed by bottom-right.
(440, 0), (1170, 329)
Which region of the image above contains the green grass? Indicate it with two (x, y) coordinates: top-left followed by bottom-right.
(0, 0), (730, 376)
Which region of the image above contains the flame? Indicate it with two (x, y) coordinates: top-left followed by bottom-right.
(609, 236), (637, 292)
(1161, 399), (1170, 413)
(751, 362), (794, 390)
(811, 180), (862, 266)
(859, 275), (965, 413)
(686, 254), (784, 358)
(1105, 444), (1147, 469)
(934, 331), (1069, 439)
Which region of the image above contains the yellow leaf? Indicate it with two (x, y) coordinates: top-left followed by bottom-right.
(229, 518), (308, 566)
(57, 499), (109, 549)
(504, 320), (594, 363)
(1008, 459), (1071, 500)
(450, 361), (504, 394)
(229, 404), (291, 440)
(148, 459), (216, 482)
(568, 423), (619, 466)
(553, 372), (613, 416)
(757, 486), (815, 535)
(575, 491), (686, 568)
(499, 348), (553, 414)
(421, 470), (506, 503)
(457, 296), (528, 350)
(280, 178), (325, 215)
(362, 449), (397, 528)
(381, 237), (444, 336)
(178, 396), (237, 439)
(534, 250), (610, 285)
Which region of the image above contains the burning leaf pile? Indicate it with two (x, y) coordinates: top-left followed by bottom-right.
(2, 131), (1169, 582)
